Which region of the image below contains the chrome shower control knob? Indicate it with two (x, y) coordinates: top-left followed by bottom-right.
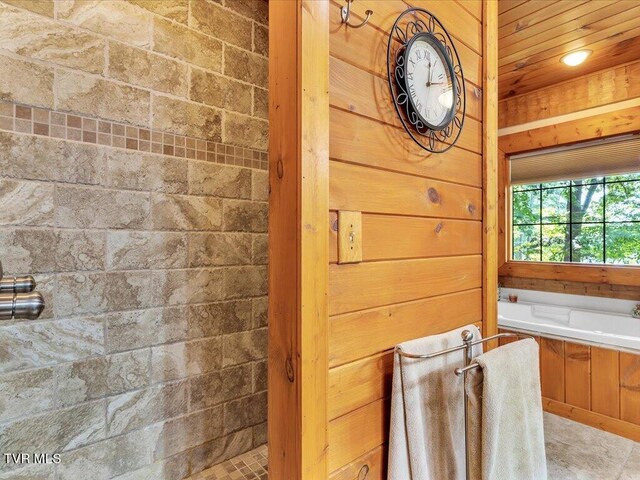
(0, 275), (37, 293)
(15, 292), (45, 320)
(0, 292), (45, 321)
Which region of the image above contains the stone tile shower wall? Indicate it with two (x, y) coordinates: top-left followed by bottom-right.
(0, 1), (268, 479)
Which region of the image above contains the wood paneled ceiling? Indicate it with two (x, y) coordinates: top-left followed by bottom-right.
(498, 0), (640, 99)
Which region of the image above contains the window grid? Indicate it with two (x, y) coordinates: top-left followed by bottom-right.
(511, 176), (640, 265)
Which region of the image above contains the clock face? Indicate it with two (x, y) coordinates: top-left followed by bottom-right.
(404, 32), (457, 130)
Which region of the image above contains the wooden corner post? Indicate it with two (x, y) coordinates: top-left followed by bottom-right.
(483, 0), (499, 344)
(268, 1), (330, 479)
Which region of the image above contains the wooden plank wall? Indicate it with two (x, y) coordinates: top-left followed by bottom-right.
(327, 1), (487, 476)
(499, 329), (640, 442)
(498, 275), (640, 302)
(498, 58), (640, 128)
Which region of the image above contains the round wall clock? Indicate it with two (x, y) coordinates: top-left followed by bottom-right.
(387, 8), (466, 153)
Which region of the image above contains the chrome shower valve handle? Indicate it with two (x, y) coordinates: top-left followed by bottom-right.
(0, 261), (45, 320)
(0, 275), (37, 293)
(0, 292), (45, 321)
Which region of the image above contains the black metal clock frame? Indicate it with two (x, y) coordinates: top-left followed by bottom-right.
(387, 8), (466, 153)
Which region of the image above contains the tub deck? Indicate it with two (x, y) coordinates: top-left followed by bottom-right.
(499, 300), (640, 353)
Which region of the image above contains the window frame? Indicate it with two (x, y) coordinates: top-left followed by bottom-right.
(511, 176), (640, 265)
(498, 141), (640, 288)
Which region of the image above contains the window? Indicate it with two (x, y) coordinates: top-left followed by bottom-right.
(512, 173), (640, 264)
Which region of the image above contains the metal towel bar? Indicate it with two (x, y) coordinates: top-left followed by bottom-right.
(395, 330), (534, 480)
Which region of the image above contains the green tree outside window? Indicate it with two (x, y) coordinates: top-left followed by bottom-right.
(511, 173), (640, 265)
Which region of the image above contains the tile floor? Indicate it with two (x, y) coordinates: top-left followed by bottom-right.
(190, 414), (640, 480)
(544, 414), (639, 479)
(189, 444), (267, 480)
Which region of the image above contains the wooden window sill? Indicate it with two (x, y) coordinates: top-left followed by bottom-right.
(498, 261), (640, 287)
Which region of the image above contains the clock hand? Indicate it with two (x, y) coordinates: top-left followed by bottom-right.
(427, 64), (443, 88)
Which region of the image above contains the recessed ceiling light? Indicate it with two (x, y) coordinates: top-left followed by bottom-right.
(561, 50), (592, 67)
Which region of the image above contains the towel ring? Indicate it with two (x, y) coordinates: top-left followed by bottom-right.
(341, 0), (373, 29)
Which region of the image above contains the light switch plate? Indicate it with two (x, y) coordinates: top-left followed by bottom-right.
(338, 210), (362, 264)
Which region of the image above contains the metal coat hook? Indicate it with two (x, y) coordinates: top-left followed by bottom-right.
(341, 0), (373, 29)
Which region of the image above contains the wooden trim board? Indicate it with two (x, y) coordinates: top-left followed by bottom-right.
(498, 98), (640, 136)
(268, 1), (330, 478)
(544, 398), (640, 443)
(498, 105), (640, 154)
(483, 0), (499, 344)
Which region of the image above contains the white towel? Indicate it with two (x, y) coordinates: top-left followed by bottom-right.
(388, 325), (483, 480)
(466, 339), (547, 480)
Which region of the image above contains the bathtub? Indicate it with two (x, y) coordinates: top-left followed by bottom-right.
(498, 289), (640, 441)
(498, 297), (640, 353)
